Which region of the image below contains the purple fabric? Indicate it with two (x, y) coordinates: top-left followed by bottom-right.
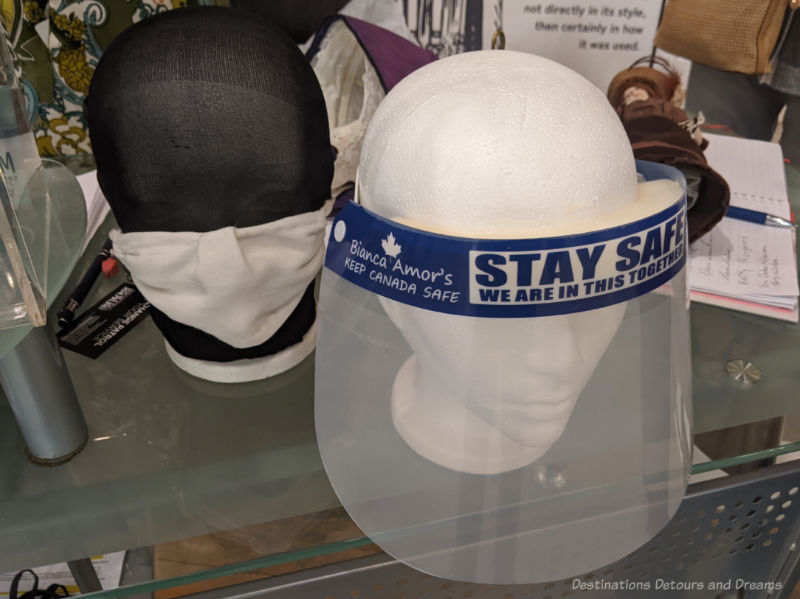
(333, 186), (355, 214)
(343, 17), (436, 90)
(308, 16), (436, 92)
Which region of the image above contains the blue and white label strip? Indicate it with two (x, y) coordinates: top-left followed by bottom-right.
(325, 160), (687, 318)
(324, 197), (686, 318)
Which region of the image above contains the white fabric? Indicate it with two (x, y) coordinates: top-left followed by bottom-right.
(110, 201), (331, 349)
(311, 20), (386, 198)
(165, 320), (317, 383)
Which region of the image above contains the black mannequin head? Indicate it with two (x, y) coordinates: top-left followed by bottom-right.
(230, 0), (350, 43)
(88, 6), (333, 372)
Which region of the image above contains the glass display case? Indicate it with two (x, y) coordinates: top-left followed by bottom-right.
(0, 164), (796, 599)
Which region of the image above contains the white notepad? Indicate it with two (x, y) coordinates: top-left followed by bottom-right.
(687, 133), (798, 322)
(703, 134), (790, 218)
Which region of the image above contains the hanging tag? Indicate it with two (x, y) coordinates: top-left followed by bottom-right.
(57, 283), (150, 358)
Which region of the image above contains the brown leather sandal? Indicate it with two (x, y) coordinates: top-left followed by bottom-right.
(607, 57), (730, 243)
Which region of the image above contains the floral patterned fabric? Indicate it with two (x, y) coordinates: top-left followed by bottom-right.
(2, 0), (225, 159)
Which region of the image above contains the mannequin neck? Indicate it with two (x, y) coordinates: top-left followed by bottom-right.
(390, 356), (546, 475)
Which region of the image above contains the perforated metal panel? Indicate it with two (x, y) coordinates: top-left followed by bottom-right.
(193, 461), (800, 599)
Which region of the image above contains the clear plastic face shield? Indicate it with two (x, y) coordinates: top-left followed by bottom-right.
(315, 161), (691, 584)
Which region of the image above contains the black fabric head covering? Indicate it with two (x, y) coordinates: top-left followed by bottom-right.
(230, 0), (350, 43)
(88, 6), (333, 365)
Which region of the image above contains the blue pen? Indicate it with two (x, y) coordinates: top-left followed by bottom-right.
(725, 205), (796, 228)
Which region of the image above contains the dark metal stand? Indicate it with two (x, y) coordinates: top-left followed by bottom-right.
(67, 559), (103, 593)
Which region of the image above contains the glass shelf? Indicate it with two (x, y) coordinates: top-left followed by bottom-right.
(0, 165), (798, 598)
(69, 451), (800, 599)
(80, 537), (377, 599)
(691, 440), (800, 474)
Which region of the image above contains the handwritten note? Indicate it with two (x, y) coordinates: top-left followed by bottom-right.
(688, 218), (798, 299)
(687, 132), (798, 318)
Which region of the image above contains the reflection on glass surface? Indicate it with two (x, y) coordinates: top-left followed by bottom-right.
(4, 166), (800, 594)
(0, 140), (797, 599)
(0, 297), (340, 573)
(0, 158), (46, 329)
(0, 161), (85, 357)
(693, 166), (800, 435)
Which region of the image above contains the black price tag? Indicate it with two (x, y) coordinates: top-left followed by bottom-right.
(58, 283), (151, 358)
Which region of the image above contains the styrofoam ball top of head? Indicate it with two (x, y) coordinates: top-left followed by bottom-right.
(358, 50), (638, 238)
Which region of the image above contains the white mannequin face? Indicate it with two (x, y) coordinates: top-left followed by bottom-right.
(381, 300), (625, 448)
(359, 50), (638, 470)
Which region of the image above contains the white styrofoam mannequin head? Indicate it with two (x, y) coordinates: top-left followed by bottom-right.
(358, 50), (638, 237)
(358, 51), (665, 474)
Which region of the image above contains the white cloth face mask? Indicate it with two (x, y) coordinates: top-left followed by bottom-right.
(110, 201), (331, 349)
